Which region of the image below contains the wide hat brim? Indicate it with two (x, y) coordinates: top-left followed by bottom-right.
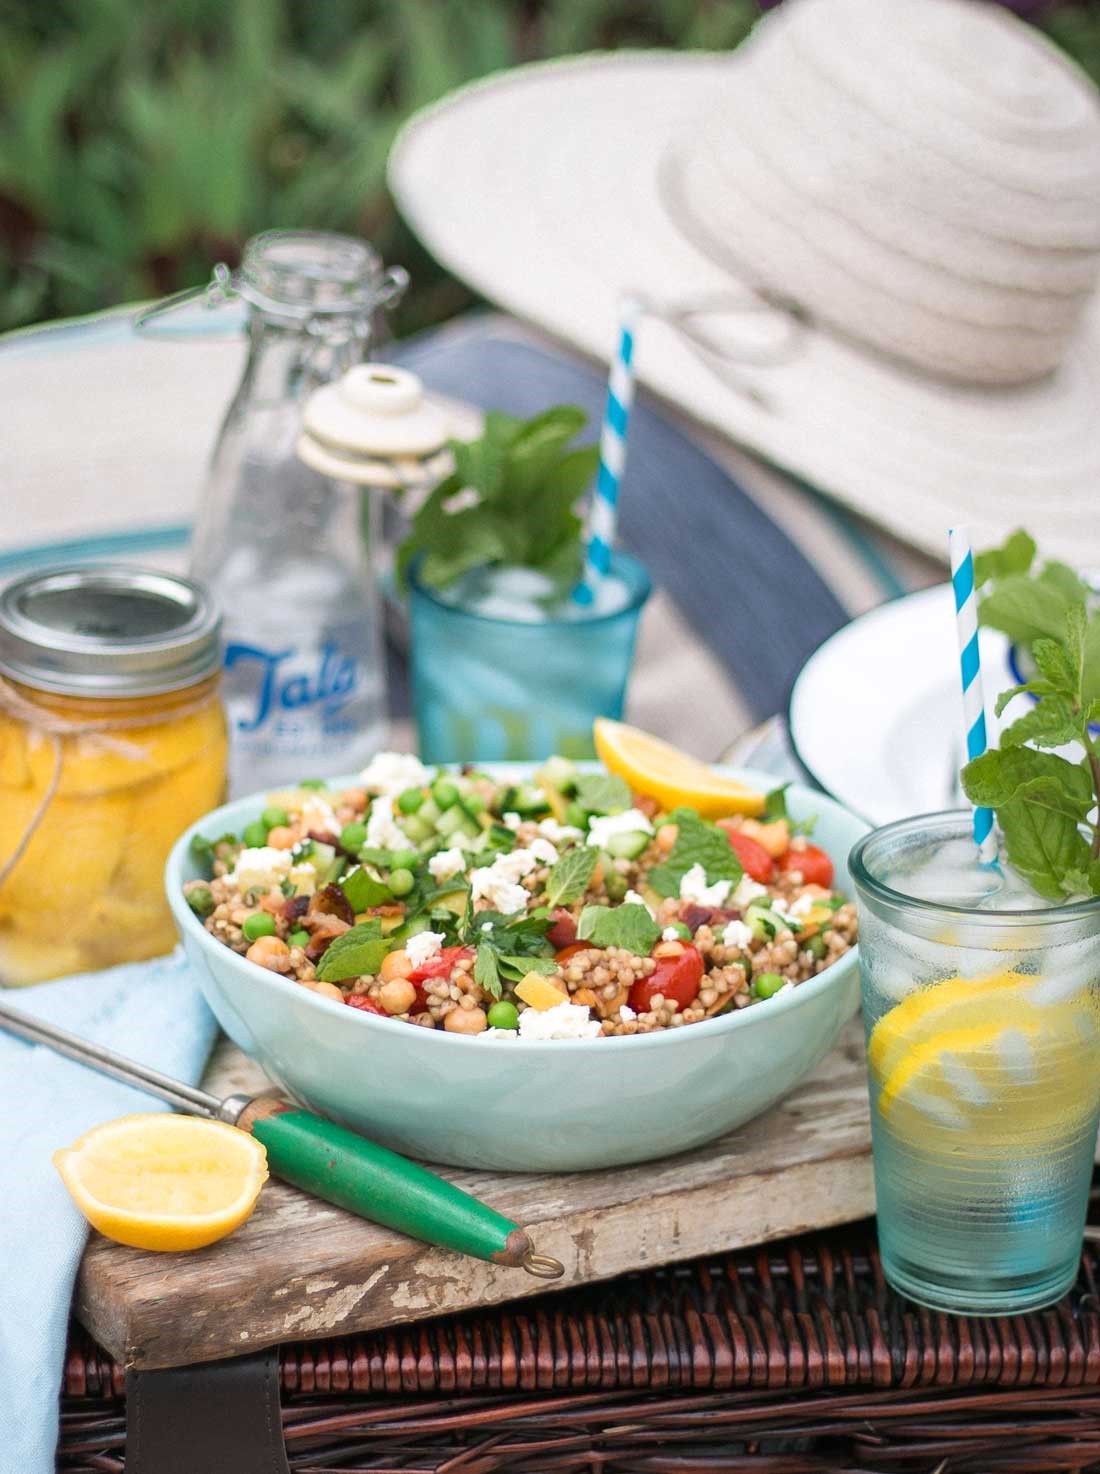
(389, 51), (1100, 566)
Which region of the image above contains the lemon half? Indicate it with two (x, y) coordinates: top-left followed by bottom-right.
(593, 718), (765, 817)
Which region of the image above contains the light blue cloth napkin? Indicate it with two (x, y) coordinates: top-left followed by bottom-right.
(0, 949), (217, 1474)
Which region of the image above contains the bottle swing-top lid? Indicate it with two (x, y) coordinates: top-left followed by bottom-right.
(297, 364), (454, 489)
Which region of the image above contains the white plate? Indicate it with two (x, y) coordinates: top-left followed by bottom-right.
(789, 585), (1019, 825)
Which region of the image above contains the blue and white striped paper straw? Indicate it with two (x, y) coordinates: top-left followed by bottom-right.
(949, 526), (998, 865)
(574, 299), (641, 606)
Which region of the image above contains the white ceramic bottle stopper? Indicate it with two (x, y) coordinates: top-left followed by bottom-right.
(296, 363), (454, 489)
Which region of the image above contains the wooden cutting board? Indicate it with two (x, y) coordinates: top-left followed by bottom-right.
(74, 1024), (875, 1370)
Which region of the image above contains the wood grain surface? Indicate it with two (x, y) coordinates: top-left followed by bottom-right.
(74, 1023), (874, 1369)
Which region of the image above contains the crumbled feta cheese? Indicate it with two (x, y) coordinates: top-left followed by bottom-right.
(788, 894), (816, 918)
(406, 930), (445, 969)
(428, 847), (466, 883)
(481, 921), (494, 933)
(365, 795), (407, 850)
(229, 846), (293, 891)
(527, 837), (559, 866)
(517, 1000), (602, 1041)
(619, 1004), (637, 1022)
(662, 925), (682, 942)
(502, 812), (523, 831)
(359, 751), (431, 798)
(722, 920), (753, 950)
(470, 849), (538, 914)
(479, 1027), (520, 1041)
(586, 809), (654, 849)
(626, 889), (656, 918)
(298, 793), (340, 838)
(679, 863), (731, 907)
(731, 875), (769, 909)
(289, 861), (317, 897)
(537, 817), (583, 844)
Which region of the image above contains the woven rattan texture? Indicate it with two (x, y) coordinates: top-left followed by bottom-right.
(58, 1226), (1100, 1472)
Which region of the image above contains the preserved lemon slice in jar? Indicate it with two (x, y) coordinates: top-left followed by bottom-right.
(0, 568), (226, 985)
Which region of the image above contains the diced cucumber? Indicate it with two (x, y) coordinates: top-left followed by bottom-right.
(419, 797), (442, 826)
(604, 830), (649, 861)
(502, 782), (551, 817)
(436, 805), (479, 839)
(745, 902), (781, 941)
(310, 842), (341, 886)
(540, 756), (578, 795)
(400, 813), (434, 843)
(604, 868), (628, 901)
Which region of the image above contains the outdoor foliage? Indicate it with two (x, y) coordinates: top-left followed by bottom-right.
(1, 0), (1097, 335)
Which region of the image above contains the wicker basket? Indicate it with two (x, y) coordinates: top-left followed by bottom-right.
(58, 1216), (1100, 1473)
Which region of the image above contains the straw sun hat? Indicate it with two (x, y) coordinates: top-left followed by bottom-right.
(389, 0), (1100, 566)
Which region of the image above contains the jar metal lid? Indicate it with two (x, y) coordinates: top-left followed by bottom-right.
(0, 566), (222, 697)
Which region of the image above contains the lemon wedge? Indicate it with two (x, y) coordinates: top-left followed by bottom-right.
(593, 718), (765, 818)
(868, 971), (1036, 1085)
(54, 1114), (268, 1252)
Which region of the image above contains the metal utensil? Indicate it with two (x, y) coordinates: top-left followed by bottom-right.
(0, 1000), (563, 1278)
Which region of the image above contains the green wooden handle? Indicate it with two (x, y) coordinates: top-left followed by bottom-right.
(250, 1108), (531, 1266)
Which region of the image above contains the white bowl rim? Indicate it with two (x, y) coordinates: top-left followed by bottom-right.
(166, 763), (867, 1055)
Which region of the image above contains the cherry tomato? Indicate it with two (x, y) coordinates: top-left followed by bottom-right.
(345, 995), (385, 1015)
(629, 944), (705, 1014)
(718, 822), (776, 883)
(555, 940), (598, 964)
(407, 945), (474, 984)
(546, 908), (578, 950)
(778, 843), (834, 888)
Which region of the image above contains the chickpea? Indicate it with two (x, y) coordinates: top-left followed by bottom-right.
(266, 826), (298, 850)
(339, 787), (368, 810)
(379, 948), (413, 982)
(245, 935), (291, 972)
(309, 980), (345, 1003)
(444, 1006), (488, 1035)
(378, 978), (417, 1015)
(656, 823), (678, 853)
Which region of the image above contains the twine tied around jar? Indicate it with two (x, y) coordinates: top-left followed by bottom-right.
(0, 676), (214, 892)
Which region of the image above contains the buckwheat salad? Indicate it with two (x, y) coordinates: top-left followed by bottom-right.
(184, 754), (857, 1041)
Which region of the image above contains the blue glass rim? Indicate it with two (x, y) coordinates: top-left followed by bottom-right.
(407, 550), (652, 630)
(849, 809), (1100, 929)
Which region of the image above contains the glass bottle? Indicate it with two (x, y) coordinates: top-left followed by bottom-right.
(189, 230), (407, 793)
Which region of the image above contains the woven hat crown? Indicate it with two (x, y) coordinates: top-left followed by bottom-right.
(674, 0), (1100, 385)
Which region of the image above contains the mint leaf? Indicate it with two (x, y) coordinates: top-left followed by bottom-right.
(1031, 638), (1079, 699)
(994, 681), (1056, 717)
(546, 845), (598, 908)
(340, 866), (392, 912)
(497, 954), (558, 980)
(961, 747), (1092, 815)
(973, 529), (1036, 587)
(315, 921), (391, 983)
(574, 772), (632, 815)
(1000, 695), (1079, 750)
(980, 573), (1084, 647)
(648, 808), (743, 899)
(998, 798), (1091, 901)
(577, 902), (660, 956)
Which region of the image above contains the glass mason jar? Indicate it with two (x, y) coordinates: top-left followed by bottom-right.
(188, 230), (408, 793)
(850, 812), (1100, 1315)
(0, 567), (226, 985)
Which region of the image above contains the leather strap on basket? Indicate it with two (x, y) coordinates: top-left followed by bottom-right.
(126, 1349), (290, 1474)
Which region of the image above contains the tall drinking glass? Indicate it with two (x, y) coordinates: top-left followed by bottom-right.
(408, 551), (651, 763)
(850, 812), (1100, 1315)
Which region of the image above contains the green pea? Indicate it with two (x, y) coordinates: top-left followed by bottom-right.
(432, 778), (460, 810)
(242, 820), (269, 848)
(752, 971), (788, 1000)
(397, 787), (425, 814)
(288, 928), (310, 949)
(806, 933), (828, 960)
(665, 921), (692, 941)
(299, 778), (327, 790)
(389, 850), (419, 873)
(486, 1000), (519, 1030)
(340, 821), (368, 851)
(261, 806), (290, 831)
(388, 867), (415, 897)
(242, 912), (276, 942)
(186, 885), (214, 918)
(564, 801), (588, 829)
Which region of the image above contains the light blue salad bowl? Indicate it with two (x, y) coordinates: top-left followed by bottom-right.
(166, 765), (868, 1172)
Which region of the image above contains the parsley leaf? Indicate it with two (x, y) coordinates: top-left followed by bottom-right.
(314, 921), (391, 983)
(574, 772), (632, 815)
(577, 903), (660, 956)
(474, 943), (502, 1000)
(647, 808), (743, 899)
(545, 845), (599, 908)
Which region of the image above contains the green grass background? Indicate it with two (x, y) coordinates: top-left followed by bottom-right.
(2, 0), (1098, 336)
